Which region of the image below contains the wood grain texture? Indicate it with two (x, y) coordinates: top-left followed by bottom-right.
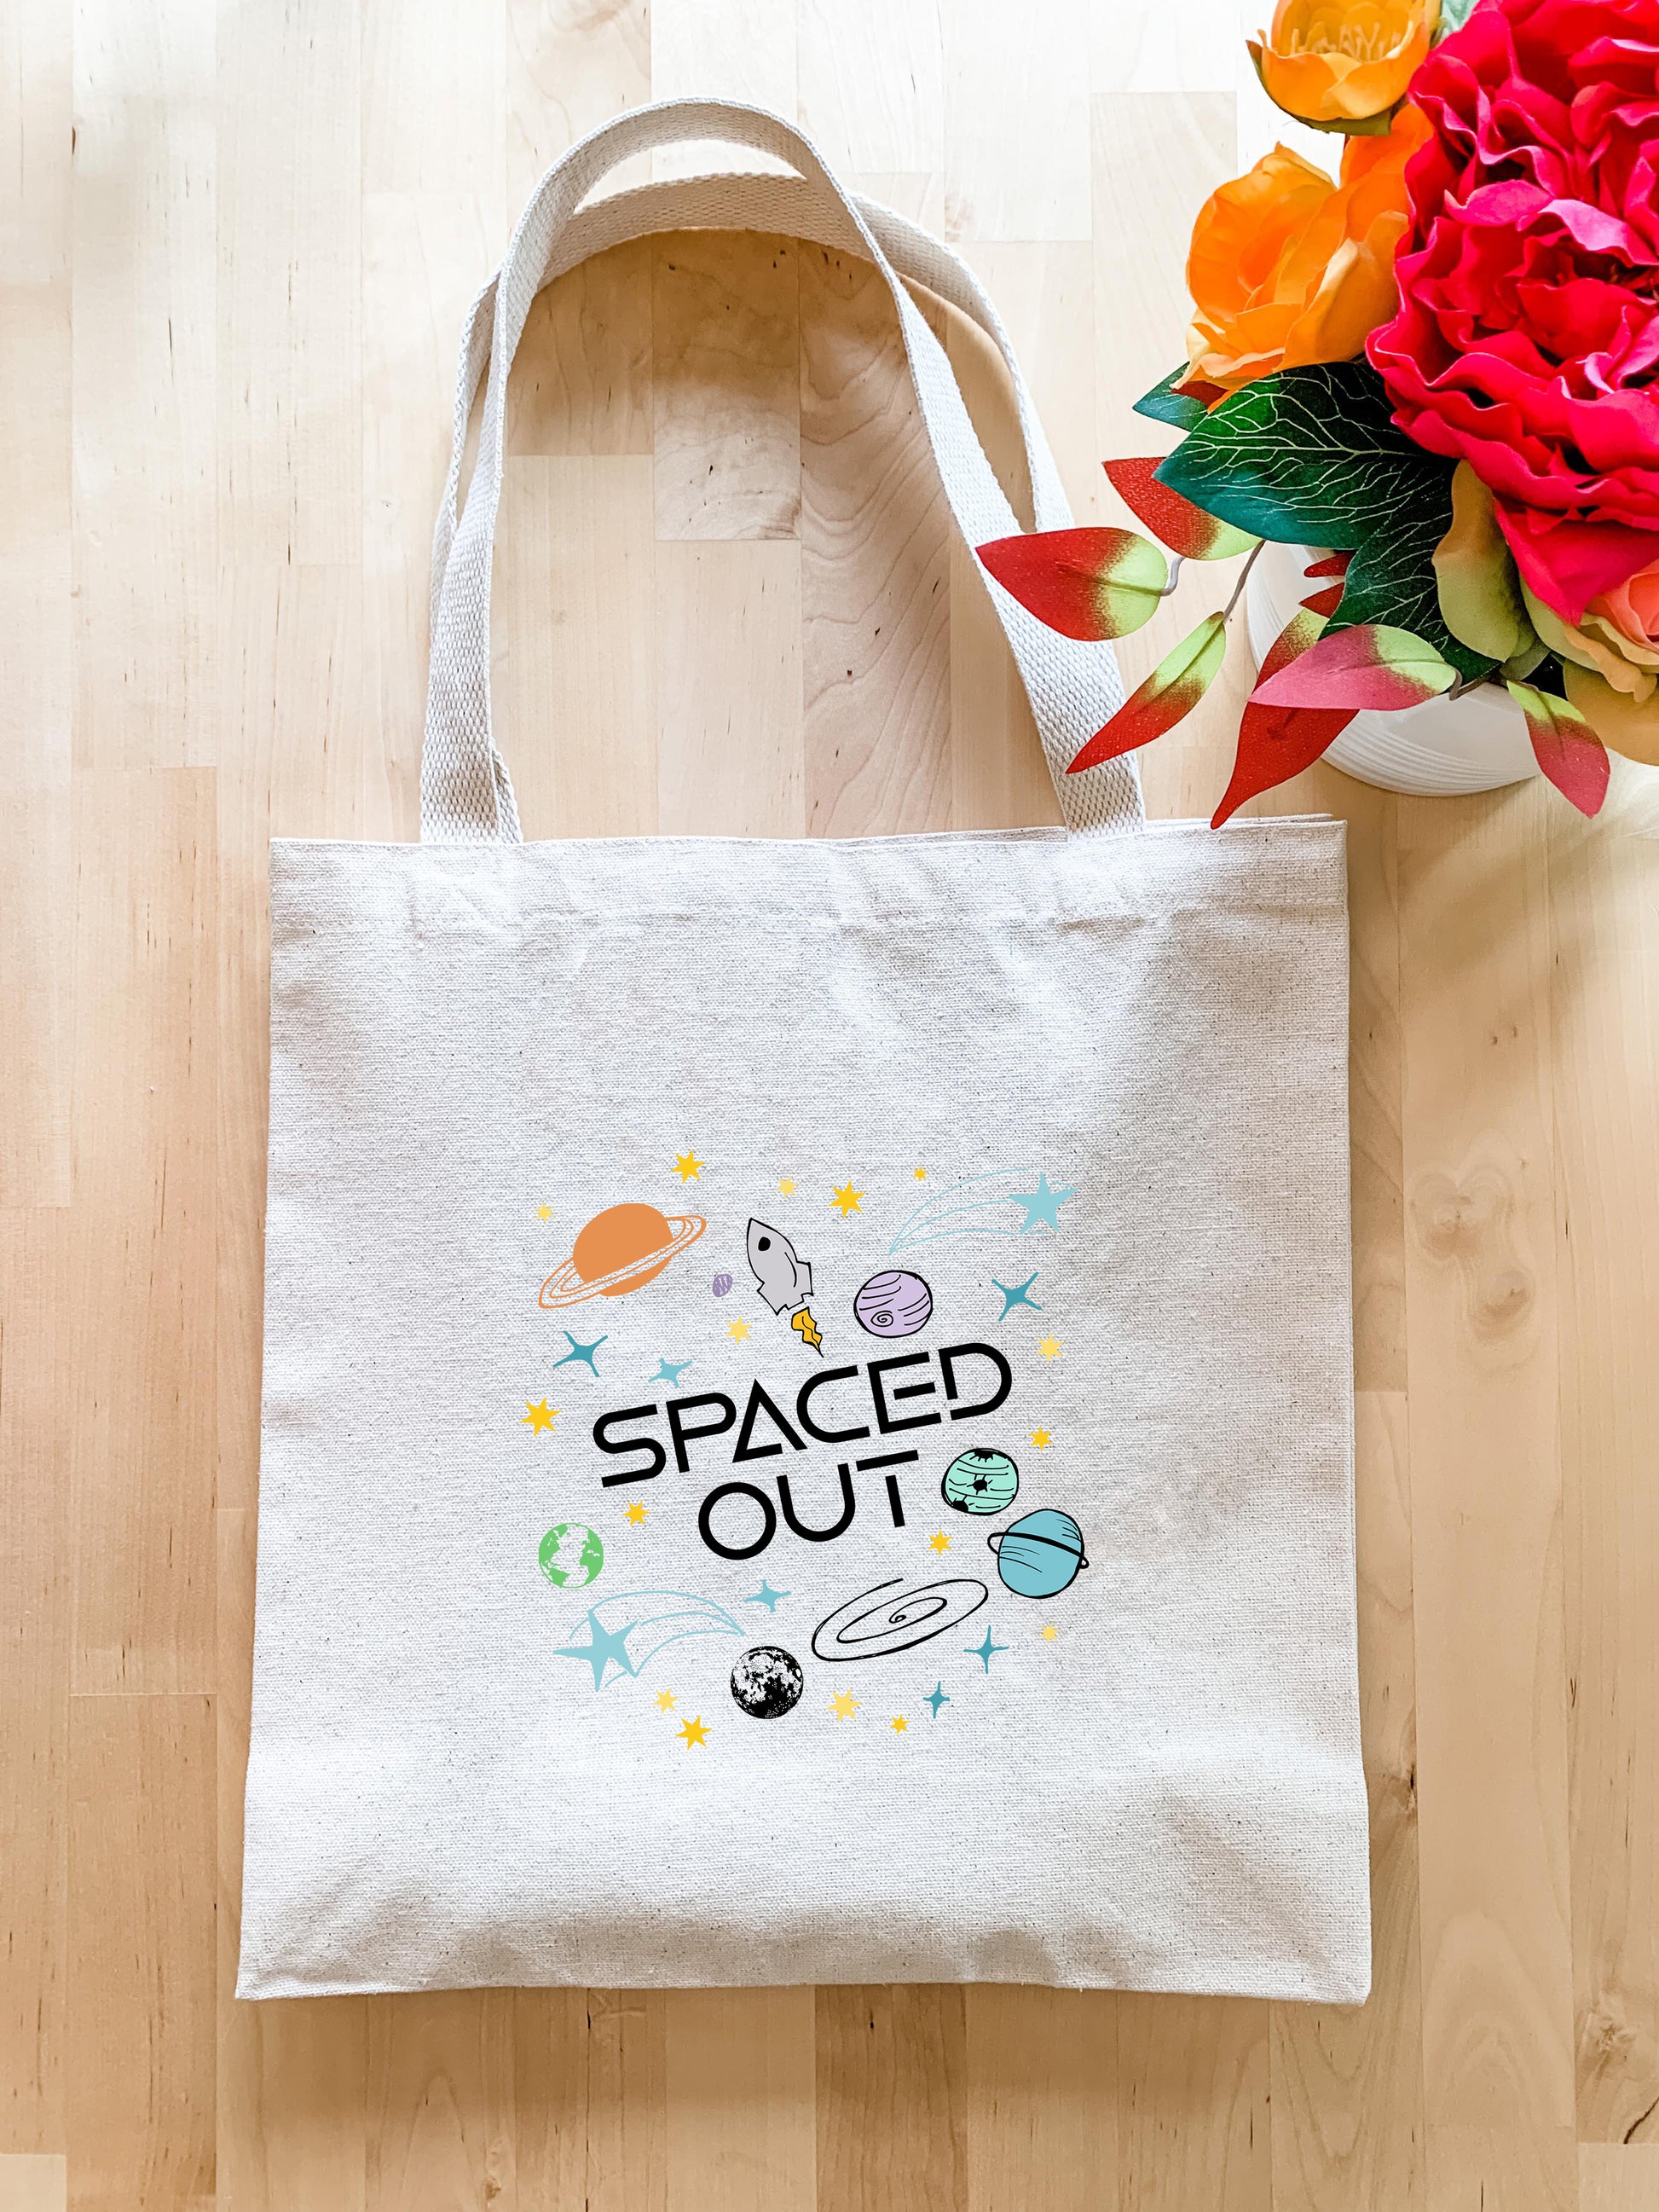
(7, 4), (1659, 2205)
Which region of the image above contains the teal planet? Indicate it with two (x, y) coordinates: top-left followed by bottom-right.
(538, 1521), (605, 1590)
(941, 1446), (1020, 1515)
(988, 1508), (1088, 1598)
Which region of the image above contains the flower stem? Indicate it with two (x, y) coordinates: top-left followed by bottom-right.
(1221, 538), (1265, 622)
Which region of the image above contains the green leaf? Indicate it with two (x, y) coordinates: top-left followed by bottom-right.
(1132, 365), (1217, 433)
(1154, 361), (1497, 681)
(1433, 461), (1536, 663)
(1435, 0), (1483, 38)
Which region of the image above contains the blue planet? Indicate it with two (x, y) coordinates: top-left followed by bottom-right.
(988, 1508), (1088, 1598)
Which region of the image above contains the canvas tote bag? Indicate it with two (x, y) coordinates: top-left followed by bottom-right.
(238, 99), (1371, 2002)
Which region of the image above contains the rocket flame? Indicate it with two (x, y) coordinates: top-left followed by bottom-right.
(791, 1306), (823, 1354)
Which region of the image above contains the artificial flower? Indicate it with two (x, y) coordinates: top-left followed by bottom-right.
(1250, 0), (1439, 130)
(1521, 552), (1659, 760)
(1185, 103), (1431, 394)
(1367, 0), (1659, 624)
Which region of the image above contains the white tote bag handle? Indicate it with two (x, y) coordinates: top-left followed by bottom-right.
(422, 98), (1141, 843)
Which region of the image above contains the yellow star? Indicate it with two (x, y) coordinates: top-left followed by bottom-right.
(777, 1177), (796, 1195)
(829, 1689), (859, 1721)
(913, 1167), (928, 1180)
(535, 1203), (553, 1221)
(1030, 1427), (1053, 1451)
(1042, 1623), (1058, 1641)
(673, 1150), (704, 1182)
(890, 1714), (908, 1733)
(679, 1717), (708, 1746)
(521, 1399), (558, 1434)
(1038, 1336), (1062, 1360)
(928, 1530), (951, 1555)
(624, 1501), (649, 1526)
(830, 1183), (864, 1217)
(656, 1688), (677, 1711)
(727, 1317), (751, 1342)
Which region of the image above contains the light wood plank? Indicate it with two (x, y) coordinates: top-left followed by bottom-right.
(799, 242), (951, 837)
(498, 455), (659, 840)
(1115, 1995), (1271, 2211)
(68, 771), (217, 1695)
(0, 1213), (68, 2153)
(942, 0), (1091, 242)
(655, 541), (805, 838)
(652, 231), (802, 543)
(664, 1989), (815, 2212)
(816, 1986), (967, 2212)
(71, 0), (217, 773)
(0, 2157), (67, 2212)
(65, 1694), (216, 2211)
(1399, 788), (1578, 2191)
(1580, 2145), (1659, 2212)
(1549, 808), (1659, 2149)
(964, 1987), (1117, 2212)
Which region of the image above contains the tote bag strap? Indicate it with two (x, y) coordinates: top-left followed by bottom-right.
(423, 98), (1142, 844)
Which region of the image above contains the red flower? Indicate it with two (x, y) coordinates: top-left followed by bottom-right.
(1367, 0), (1659, 622)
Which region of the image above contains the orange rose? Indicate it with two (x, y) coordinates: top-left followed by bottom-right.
(1184, 102), (1431, 396)
(1251, 0), (1438, 130)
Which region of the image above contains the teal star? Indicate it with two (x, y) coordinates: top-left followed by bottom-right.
(553, 1611), (639, 1690)
(653, 1357), (692, 1389)
(992, 1271), (1042, 1318)
(747, 1580), (789, 1612)
(925, 1682), (951, 1717)
(550, 1331), (608, 1375)
(965, 1626), (1009, 1674)
(1009, 1174), (1076, 1234)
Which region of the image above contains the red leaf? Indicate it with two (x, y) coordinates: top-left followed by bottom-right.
(976, 526), (1165, 640)
(1211, 608), (1354, 825)
(1250, 622), (1458, 711)
(1067, 612), (1229, 773)
(1507, 680), (1610, 816)
(1300, 584), (1345, 617)
(1176, 375), (1227, 408)
(1302, 553), (1351, 580)
(1102, 458), (1258, 560)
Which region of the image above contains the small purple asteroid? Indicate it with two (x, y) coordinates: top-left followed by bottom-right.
(853, 1269), (933, 1339)
(712, 1271), (734, 1298)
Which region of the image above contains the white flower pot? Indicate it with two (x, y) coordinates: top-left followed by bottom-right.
(1245, 538), (1538, 796)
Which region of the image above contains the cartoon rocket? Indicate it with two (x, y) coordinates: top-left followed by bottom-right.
(746, 1219), (823, 1353)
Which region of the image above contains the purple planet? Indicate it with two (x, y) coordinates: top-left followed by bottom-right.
(854, 1269), (933, 1338)
(712, 1272), (734, 1298)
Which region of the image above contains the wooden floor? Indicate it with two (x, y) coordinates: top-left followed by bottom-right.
(5, 3), (1659, 2207)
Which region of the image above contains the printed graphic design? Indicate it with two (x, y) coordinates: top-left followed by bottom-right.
(941, 1446), (1020, 1515)
(746, 1219), (823, 1353)
(853, 1269), (934, 1339)
(550, 1330), (607, 1375)
(538, 1521), (605, 1590)
(989, 1508), (1090, 1597)
(518, 1146), (1090, 1738)
(730, 1645), (805, 1719)
(1009, 1174), (1077, 1233)
(540, 1202), (706, 1307)
(552, 1590), (748, 1688)
(888, 1169), (1077, 1255)
(812, 1576), (989, 1661)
